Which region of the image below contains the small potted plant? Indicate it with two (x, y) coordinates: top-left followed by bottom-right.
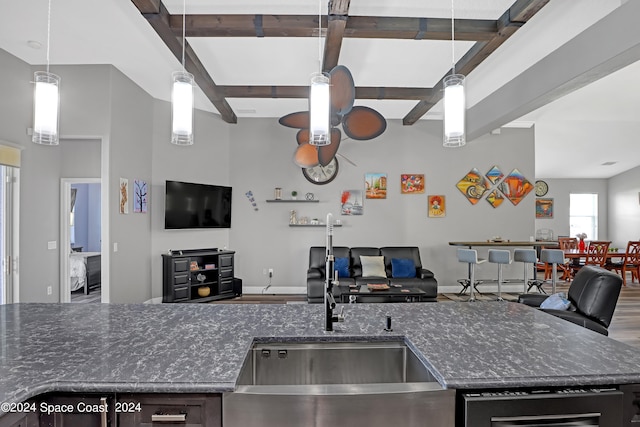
(291, 190), (298, 200)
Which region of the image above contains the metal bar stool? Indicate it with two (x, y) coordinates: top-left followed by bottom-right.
(457, 248), (486, 302)
(488, 249), (511, 301)
(540, 249), (565, 294)
(514, 248), (539, 294)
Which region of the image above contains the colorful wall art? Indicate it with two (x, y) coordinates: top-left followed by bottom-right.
(119, 178), (129, 214)
(485, 165), (504, 184)
(133, 180), (148, 213)
(485, 189), (505, 208)
(365, 173), (387, 199)
(498, 168), (533, 206)
(341, 190), (363, 215)
(401, 174), (424, 194)
(536, 198), (554, 218)
(428, 195), (446, 217)
(456, 168), (490, 205)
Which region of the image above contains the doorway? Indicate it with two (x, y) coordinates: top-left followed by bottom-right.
(0, 165), (19, 304)
(60, 178), (101, 303)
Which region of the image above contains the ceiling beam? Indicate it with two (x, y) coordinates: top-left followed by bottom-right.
(402, 0), (550, 125)
(322, 0), (351, 72)
(175, 15), (497, 41)
(220, 86), (433, 100)
(131, 0), (237, 124)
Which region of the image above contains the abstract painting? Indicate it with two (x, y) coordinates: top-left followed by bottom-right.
(485, 189), (505, 208)
(536, 198), (554, 218)
(498, 168), (533, 205)
(456, 168), (490, 205)
(401, 174), (424, 194)
(341, 190), (363, 215)
(119, 178), (128, 214)
(485, 165), (504, 185)
(428, 195), (446, 217)
(365, 173), (387, 199)
(133, 180), (148, 213)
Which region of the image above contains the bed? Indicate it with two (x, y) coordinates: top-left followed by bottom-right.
(70, 252), (101, 294)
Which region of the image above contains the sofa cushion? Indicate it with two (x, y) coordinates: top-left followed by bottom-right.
(360, 255), (387, 277)
(351, 247), (381, 277)
(380, 247), (422, 277)
(391, 258), (416, 278)
(335, 257), (350, 278)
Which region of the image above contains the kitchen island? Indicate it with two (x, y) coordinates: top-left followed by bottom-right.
(2, 302), (640, 425)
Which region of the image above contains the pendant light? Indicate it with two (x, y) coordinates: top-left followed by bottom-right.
(32, 0), (60, 145)
(443, 0), (466, 148)
(171, 0), (194, 145)
(308, 0), (330, 146)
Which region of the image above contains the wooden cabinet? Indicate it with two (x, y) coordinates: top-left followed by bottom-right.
(32, 394), (112, 427)
(162, 248), (240, 303)
(117, 394), (221, 427)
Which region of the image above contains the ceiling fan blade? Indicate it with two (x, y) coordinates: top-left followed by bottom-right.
(342, 106), (387, 140)
(293, 143), (319, 168)
(318, 128), (342, 166)
(296, 129), (310, 145)
(329, 65), (355, 116)
(279, 111), (309, 129)
(336, 152), (358, 167)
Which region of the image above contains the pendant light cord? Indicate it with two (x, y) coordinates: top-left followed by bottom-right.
(318, 0), (322, 72)
(46, 0), (52, 73)
(182, 0), (186, 70)
(451, 0), (455, 75)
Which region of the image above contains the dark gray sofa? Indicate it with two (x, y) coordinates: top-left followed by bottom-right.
(306, 246), (438, 303)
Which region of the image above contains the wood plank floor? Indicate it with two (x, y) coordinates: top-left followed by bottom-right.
(214, 281), (640, 349)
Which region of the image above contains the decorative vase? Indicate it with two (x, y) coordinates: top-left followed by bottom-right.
(578, 238), (586, 252)
(197, 286), (211, 297)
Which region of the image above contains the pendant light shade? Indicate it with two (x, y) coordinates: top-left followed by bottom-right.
(308, 72), (331, 146)
(443, 73), (466, 148)
(32, 71), (61, 145)
(171, 71), (194, 146)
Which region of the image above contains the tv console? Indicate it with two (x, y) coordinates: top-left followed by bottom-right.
(162, 248), (241, 303)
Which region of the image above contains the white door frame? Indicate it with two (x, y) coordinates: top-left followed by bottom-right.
(60, 178), (101, 302)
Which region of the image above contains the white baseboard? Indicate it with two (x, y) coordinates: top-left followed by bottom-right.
(144, 296), (163, 304)
(243, 286), (307, 295)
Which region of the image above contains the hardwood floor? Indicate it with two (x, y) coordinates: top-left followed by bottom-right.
(215, 280), (640, 349)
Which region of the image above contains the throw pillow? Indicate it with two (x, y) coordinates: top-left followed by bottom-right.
(540, 293), (571, 310)
(391, 258), (416, 278)
(334, 257), (350, 278)
(360, 255), (387, 277)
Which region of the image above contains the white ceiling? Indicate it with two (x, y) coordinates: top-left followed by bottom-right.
(0, 0), (637, 179)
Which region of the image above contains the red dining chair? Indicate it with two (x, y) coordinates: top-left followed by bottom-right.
(571, 241), (610, 277)
(608, 241), (640, 286)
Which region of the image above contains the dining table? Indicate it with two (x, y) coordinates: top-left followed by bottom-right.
(560, 249), (628, 281)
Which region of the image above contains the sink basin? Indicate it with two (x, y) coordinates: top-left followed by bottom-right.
(223, 340), (455, 427)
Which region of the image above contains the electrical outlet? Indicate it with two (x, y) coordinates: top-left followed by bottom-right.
(268, 268), (274, 278)
(47, 286), (52, 295)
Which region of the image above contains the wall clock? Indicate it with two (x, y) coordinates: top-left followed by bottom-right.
(535, 180), (549, 197)
(302, 158), (339, 185)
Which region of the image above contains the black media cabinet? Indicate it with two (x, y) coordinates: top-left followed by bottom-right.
(162, 248), (241, 303)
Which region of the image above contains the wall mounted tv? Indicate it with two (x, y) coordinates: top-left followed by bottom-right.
(165, 180), (232, 229)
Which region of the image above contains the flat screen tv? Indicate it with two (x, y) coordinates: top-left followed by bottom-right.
(165, 180), (232, 229)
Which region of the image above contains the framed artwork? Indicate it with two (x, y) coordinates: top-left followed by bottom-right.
(498, 168), (533, 206)
(485, 189), (505, 208)
(536, 198), (554, 218)
(119, 178), (129, 214)
(401, 174), (424, 194)
(341, 190), (363, 215)
(428, 195), (446, 217)
(365, 173), (387, 199)
(133, 180), (148, 213)
(485, 165), (504, 185)
(456, 168), (490, 205)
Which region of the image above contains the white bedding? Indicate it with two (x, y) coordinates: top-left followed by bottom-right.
(70, 252), (100, 291)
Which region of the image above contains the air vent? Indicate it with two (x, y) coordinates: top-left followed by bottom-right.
(601, 161), (617, 166)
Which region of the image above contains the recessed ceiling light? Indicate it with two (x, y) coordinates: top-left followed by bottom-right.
(27, 40), (42, 50)
(601, 161), (617, 166)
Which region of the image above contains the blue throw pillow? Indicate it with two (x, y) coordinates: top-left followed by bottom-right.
(391, 258), (416, 278)
(334, 257), (350, 278)
(540, 293), (571, 310)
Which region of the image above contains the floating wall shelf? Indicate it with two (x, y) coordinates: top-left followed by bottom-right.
(289, 224), (343, 227)
(266, 199), (319, 203)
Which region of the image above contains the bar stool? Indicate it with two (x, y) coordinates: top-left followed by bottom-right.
(540, 249), (565, 294)
(457, 248), (486, 302)
(514, 248), (539, 294)
(488, 249), (511, 301)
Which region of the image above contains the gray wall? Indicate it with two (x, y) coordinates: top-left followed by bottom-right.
(608, 165), (640, 247)
(533, 178), (609, 241)
(228, 119), (536, 291)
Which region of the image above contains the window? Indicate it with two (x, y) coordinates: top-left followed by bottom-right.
(570, 193), (598, 240)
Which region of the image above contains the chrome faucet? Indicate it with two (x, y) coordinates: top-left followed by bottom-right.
(325, 213), (345, 331)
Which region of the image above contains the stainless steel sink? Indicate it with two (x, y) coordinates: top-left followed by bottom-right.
(223, 340), (455, 427)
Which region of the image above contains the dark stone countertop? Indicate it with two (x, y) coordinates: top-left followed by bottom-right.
(2, 301), (640, 410)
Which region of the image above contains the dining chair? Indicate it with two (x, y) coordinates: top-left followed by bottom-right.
(608, 241), (640, 286)
(555, 237), (578, 281)
(572, 241), (611, 276)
